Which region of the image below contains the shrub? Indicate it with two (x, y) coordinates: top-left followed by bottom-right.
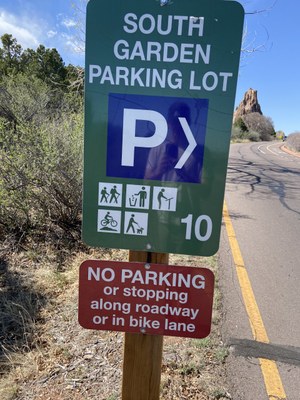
(233, 117), (248, 132)
(242, 113), (275, 141)
(231, 126), (246, 142)
(245, 130), (260, 142)
(285, 132), (300, 152)
(231, 126), (260, 142)
(0, 75), (83, 244)
(276, 130), (285, 140)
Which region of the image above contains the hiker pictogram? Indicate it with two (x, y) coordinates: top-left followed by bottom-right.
(98, 183), (123, 207)
(109, 185), (120, 204)
(100, 186), (109, 203)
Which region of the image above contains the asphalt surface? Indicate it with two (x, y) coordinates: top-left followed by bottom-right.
(219, 141), (300, 400)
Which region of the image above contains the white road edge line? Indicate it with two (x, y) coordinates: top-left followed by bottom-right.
(257, 145), (265, 154)
(266, 143), (280, 155)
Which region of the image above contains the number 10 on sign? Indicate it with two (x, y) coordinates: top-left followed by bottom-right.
(181, 214), (212, 241)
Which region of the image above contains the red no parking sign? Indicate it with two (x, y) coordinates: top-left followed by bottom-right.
(78, 260), (214, 339)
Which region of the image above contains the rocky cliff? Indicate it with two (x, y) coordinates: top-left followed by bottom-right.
(233, 88), (262, 123)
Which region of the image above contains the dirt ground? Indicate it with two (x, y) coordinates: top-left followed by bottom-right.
(0, 244), (231, 400)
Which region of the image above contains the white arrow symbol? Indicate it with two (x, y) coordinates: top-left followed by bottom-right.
(174, 117), (197, 169)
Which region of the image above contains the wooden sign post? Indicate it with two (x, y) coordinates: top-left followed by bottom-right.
(82, 1), (244, 398)
(78, 253), (214, 399)
(122, 251), (168, 400)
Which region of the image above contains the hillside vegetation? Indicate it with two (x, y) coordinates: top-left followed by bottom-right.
(232, 112), (276, 142)
(0, 34), (83, 247)
(0, 34), (230, 400)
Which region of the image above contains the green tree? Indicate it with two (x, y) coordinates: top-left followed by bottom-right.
(0, 34), (22, 78)
(233, 117), (248, 132)
(21, 45), (68, 88)
(21, 44), (70, 112)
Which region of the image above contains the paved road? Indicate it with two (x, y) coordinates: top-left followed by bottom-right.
(219, 142), (300, 400)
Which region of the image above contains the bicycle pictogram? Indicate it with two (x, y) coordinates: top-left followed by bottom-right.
(101, 212), (118, 227)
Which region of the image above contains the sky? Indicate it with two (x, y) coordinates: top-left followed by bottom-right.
(0, 0), (85, 66)
(0, 0), (299, 134)
(236, 0), (300, 135)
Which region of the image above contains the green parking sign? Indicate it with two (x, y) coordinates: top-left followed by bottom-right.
(82, 0), (244, 256)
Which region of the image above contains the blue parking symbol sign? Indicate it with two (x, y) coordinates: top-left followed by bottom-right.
(106, 94), (208, 184)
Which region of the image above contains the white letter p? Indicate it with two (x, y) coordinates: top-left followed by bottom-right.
(121, 109), (168, 167)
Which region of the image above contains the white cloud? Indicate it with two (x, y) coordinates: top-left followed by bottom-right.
(47, 30), (57, 38)
(61, 32), (84, 55)
(61, 17), (77, 28)
(0, 10), (39, 49)
(0, 7), (84, 66)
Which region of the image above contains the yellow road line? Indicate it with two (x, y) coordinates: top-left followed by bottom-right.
(223, 202), (287, 400)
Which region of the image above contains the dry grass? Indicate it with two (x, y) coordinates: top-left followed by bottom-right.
(0, 243), (230, 400)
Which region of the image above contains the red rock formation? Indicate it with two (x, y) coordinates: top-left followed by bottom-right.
(233, 88), (262, 123)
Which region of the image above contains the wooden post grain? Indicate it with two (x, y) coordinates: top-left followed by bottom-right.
(121, 251), (169, 400)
